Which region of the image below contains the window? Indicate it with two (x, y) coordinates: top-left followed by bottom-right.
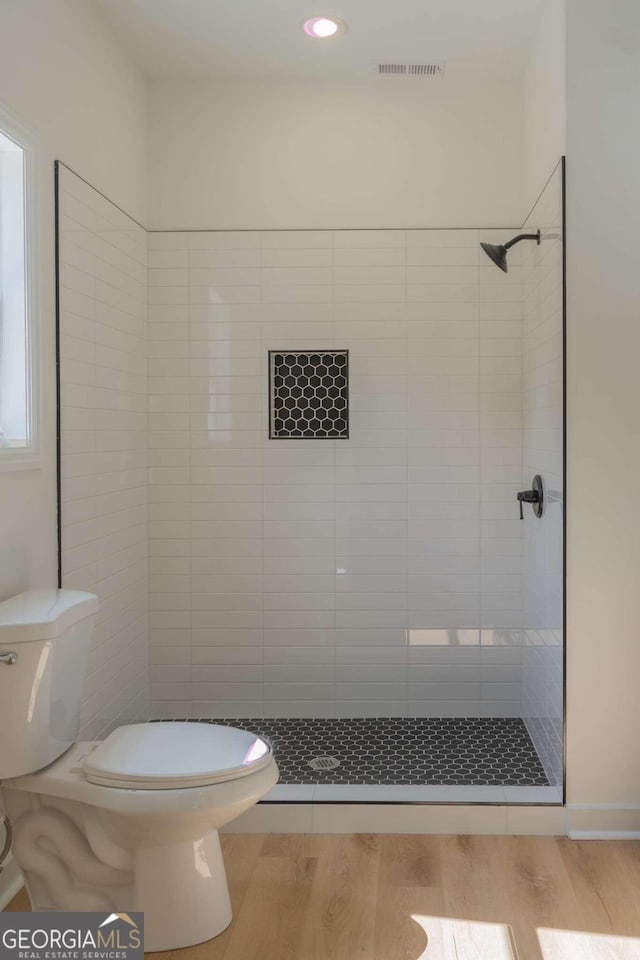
(0, 111), (36, 463)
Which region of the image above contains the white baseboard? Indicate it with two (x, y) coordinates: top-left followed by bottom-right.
(568, 831), (640, 840)
(566, 804), (640, 839)
(0, 854), (23, 911)
(223, 803), (567, 835)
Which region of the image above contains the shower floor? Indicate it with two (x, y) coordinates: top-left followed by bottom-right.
(203, 717), (548, 787)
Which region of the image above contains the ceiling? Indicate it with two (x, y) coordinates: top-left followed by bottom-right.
(93, 0), (544, 82)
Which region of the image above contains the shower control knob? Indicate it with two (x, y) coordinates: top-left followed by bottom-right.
(517, 475), (544, 519)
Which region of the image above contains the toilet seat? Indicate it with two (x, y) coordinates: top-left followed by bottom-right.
(83, 722), (272, 790)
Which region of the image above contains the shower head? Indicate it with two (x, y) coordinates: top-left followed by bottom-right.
(480, 241), (508, 272)
(480, 229), (541, 273)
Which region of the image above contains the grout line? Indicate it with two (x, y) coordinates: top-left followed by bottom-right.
(259, 230), (266, 721)
(150, 226), (522, 234)
(404, 228), (410, 716)
(332, 231), (337, 718)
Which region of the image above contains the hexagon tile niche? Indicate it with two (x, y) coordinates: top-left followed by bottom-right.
(269, 350), (349, 439)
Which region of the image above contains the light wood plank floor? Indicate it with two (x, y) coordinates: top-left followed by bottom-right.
(7, 834), (640, 959)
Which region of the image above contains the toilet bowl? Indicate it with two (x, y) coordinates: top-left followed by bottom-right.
(0, 590), (279, 951)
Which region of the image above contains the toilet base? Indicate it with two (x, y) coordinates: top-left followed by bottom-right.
(134, 830), (232, 952)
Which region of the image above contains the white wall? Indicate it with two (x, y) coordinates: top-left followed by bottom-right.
(0, 1), (147, 224)
(522, 0), (566, 214)
(565, 0), (640, 834)
(0, 0), (147, 604)
(147, 80), (523, 231)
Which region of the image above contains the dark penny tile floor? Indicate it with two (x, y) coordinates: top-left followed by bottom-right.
(186, 717), (549, 786)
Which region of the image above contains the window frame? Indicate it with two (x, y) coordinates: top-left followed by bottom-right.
(0, 101), (40, 471)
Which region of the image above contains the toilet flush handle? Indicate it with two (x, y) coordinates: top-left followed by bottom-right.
(0, 651), (17, 665)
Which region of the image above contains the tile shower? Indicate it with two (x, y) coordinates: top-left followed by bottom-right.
(57, 162), (565, 801)
(58, 165), (149, 740)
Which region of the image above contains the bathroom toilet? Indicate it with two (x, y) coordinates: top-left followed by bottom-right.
(0, 589), (278, 951)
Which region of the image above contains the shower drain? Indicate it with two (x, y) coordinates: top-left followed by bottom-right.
(308, 756), (341, 771)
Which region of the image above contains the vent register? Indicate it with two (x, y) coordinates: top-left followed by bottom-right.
(378, 61), (446, 77)
(269, 351), (349, 439)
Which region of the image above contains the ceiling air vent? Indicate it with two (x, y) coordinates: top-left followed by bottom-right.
(377, 61), (446, 78)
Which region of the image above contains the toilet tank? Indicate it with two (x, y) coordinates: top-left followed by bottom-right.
(0, 589), (98, 779)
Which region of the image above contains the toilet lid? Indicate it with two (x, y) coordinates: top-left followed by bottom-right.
(83, 722), (272, 789)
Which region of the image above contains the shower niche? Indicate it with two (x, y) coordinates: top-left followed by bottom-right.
(269, 350), (349, 439)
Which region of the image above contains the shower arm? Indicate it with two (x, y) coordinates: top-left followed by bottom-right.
(503, 230), (541, 250)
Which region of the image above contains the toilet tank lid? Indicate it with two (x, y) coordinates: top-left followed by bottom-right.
(0, 589), (99, 643)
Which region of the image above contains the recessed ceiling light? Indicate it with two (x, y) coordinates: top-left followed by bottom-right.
(302, 16), (347, 39)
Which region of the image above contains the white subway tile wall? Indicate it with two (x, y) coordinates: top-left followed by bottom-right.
(521, 165), (565, 785)
(58, 166), (149, 739)
(148, 228), (524, 719)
